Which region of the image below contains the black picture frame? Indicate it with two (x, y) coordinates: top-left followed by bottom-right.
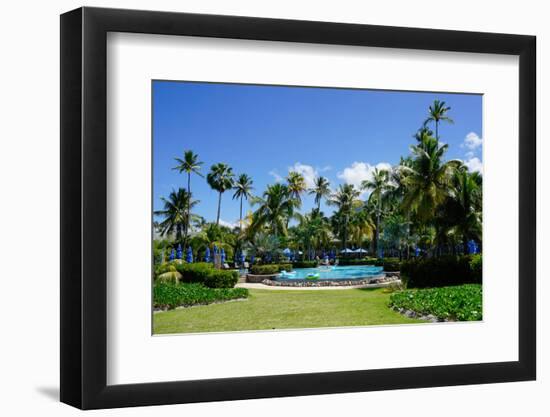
(60, 6), (536, 410)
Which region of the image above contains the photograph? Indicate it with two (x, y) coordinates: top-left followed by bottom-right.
(151, 81), (483, 335)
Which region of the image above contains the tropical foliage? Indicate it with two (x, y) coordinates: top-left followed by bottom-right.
(154, 100), (482, 271)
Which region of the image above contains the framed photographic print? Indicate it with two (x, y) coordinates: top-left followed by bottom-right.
(60, 6), (536, 409)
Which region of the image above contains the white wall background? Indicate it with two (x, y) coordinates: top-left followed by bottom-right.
(0, 0), (545, 415)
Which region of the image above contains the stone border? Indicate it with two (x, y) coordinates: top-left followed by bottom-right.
(246, 273), (279, 283)
(260, 274), (399, 287)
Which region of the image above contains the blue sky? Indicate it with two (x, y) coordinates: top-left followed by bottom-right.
(153, 81), (482, 227)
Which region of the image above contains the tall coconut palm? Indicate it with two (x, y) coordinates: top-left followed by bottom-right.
(308, 176), (331, 211)
(362, 167), (390, 255)
(206, 163), (235, 225)
(349, 208), (375, 253)
(250, 183), (297, 237)
(232, 173), (254, 232)
(424, 100), (453, 140)
(400, 133), (461, 224)
(154, 188), (198, 244)
(286, 171), (307, 205)
(172, 150), (203, 242)
(329, 184), (360, 254)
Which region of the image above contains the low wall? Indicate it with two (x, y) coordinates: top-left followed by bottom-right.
(246, 273), (279, 283)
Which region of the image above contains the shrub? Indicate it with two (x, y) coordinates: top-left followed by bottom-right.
(389, 284), (482, 321)
(175, 262), (214, 284)
(277, 263), (293, 272)
(375, 257), (401, 271)
(292, 260), (317, 268)
(153, 282), (249, 310)
(156, 264), (182, 283)
(337, 258), (377, 266)
(204, 269), (239, 288)
(400, 255), (480, 288)
(250, 264), (280, 275)
(470, 254), (482, 281)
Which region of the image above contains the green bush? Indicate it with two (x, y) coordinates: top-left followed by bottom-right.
(389, 284), (482, 321)
(175, 262), (214, 284)
(470, 254), (482, 281)
(337, 258), (377, 266)
(292, 260), (318, 268)
(204, 269), (239, 288)
(375, 257), (401, 271)
(400, 255), (481, 288)
(249, 264), (280, 275)
(277, 263), (293, 272)
(154, 282), (249, 310)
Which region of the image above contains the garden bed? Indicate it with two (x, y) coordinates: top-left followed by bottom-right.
(389, 284), (482, 321)
(154, 281), (249, 310)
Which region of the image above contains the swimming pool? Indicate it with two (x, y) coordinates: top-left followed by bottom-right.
(277, 265), (383, 280)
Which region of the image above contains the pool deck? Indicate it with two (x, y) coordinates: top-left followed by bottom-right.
(236, 280), (402, 291)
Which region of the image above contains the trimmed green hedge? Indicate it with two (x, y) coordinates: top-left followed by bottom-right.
(470, 254), (482, 281)
(292, 260), (318, 268)
(249, 264), (280, 275)
(337, 258), (377, 266)
(400, 255), (481, 288)
(374, 257), (401, 271)
(277, 263), (293, 272)
(389, 284), (482, 321)
(154, 282), (249, 310)
(175, 262), (213, 284)
(204, 269), (239, 288)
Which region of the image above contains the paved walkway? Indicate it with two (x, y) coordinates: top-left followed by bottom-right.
(236, 280), (401, 291)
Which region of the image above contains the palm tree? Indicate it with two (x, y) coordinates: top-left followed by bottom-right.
(400, 132), (461, 224)
(308, 176), (331, 211)
(329, 184), (360, 254)
(349, 208), (375, 253)
(362, 167), (390, 255)
(172, 151), (203, 239)
(250, 183), (297, 237)
(232, 173), (254, 232)
(424, 100), (453, 140)
(154, 188), (198, 244)
(206, 163), (235, 226)
(286, 171), (307, 205)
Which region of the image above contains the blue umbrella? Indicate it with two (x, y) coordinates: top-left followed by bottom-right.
(169, 248), (175, 261)
(221, 248), (226, 263)
(204, 247), (211, 262)
(186, 246), (193, 263)
(415, 247), (420, 257)
(176, 244), (183, 259)
(240, 252), (245, 264)
(250, 255), (255, 265)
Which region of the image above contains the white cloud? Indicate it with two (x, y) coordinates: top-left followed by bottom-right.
(219, 219), (238, 229)
(337, 161), (392, 195)
(288, 162), (318, 188)
(268, 170), (283, 183)
(463, 132), (483, 150)
(464, 157), (483, 174)
(465, 151), (474, 159)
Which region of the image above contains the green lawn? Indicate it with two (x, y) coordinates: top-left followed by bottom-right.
(153, 288), (421, 334)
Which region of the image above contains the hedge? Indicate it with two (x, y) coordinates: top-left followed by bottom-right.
(249, 264), (280, 275)
(400, 255), (482, 288)
(204, 269), (239, 288)
(292, 260), (318, 268)
(174, 262), (214, 284)
(374, 257), (401, 271)
(337, 258), (376, 266)
(154, 282), (249, 310)
(389, 284), (482, 321)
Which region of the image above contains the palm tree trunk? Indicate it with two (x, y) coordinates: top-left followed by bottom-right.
(239, 196), (243, 231)
(317, 198), (321, 212)
(216, 191), (222, 225)
(435, 121), (439, 140)
(185, 172), (191, 247)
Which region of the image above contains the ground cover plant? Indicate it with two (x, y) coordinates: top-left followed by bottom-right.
(389, 284), (482, 321)
(154, 281), (249, 310)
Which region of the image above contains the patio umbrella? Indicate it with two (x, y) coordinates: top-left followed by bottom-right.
(204, 247), (211, 262)
(282, 248), (291, 256)
(220, 248), (226, 264)
(186, 246), (193, 263)
(176, 244), (183, 259)
(169, 248), (175, 261)
(415, 247), (420, 257)
(250, 255), (255, 265)
(341, 248), (354, 253)
(240, 252), (246, 264)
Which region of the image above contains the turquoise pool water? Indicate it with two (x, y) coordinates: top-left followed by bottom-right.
(277, 265), (383, 280)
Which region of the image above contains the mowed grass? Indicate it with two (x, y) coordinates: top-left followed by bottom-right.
(153, 288), (420, 334)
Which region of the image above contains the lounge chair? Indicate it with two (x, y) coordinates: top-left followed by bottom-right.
(243, 262), (249, 269)
(223, 263), (231, 269)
